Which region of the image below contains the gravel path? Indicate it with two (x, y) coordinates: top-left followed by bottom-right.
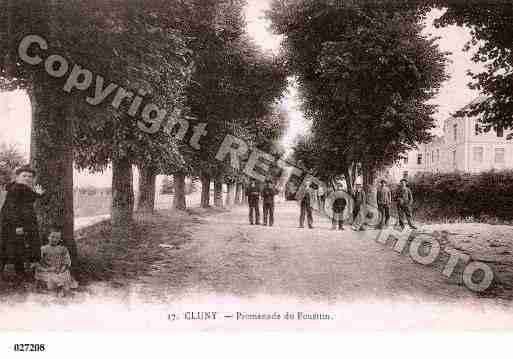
(131, 201), (506, 304)
(3, 201), (513, 330)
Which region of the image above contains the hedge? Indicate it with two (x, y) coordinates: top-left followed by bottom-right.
(409, 170), (513, 222)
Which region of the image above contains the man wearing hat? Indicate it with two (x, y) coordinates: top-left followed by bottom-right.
(352, 183), (367, 231)
(377, 179), (392, 229)
(396, 178), (417, 230)
(261, 179), (279, 226)
(245, 179), (261, 225)
(298, 181), (315, 229)
(1, 165), (46, 281)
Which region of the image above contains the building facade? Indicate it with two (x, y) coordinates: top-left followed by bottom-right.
(388, 98), (513, 182)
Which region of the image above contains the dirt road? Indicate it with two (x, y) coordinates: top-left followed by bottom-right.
(132, 201), (492, 303)
(3, 200), (513, 330)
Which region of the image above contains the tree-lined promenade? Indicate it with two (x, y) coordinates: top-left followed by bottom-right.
(1, 0), (513, 277)
(0, 0), (288, 260)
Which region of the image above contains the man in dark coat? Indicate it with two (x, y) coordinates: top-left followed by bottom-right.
(396, 179), (417, 230)
(245, 180), (260, 225)
(352, 183), (366, 231)
(298, 182), (315, 229)
(331, 186), (347, 230)
(377, 179), (392, 229)
(261, 179), (279, 227)
(1, 166), (46, 279)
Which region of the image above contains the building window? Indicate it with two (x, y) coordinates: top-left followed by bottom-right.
(495, 148), (505, 163)
(473, 146), (483, 163)
(417, 154), (422, 165)
(436, 149), (440, 163)
(497, 126), (504, 137)
(475, 123), (480, 136)
(432, 151), (435, 163)
(404, 156), (408, 165)
(453, 124), (458, 141)
(403, 171), (408, 178)
(452, 150), (457, 167)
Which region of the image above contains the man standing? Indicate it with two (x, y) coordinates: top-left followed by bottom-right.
(352, 183), (367, 231)
(261, 179), (279, 226)
(331, 185), (347, 231)
(246, 180), (260, 225)
(377, 179), (392, 229)
(396, 179), (417, 230)
(298, 182), (315, 229)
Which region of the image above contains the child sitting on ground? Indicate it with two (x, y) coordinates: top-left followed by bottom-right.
(34, 226), (78, 297)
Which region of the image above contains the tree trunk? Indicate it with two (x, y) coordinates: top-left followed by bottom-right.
(242, 182), (248, 205)
(29, 83), (76, 263)
(200, 174), (211, 208)
(234, 182), (243, 205)
(137, 164), (156, 214)
(344, 162), (358, 195)
(343, 166), (354, 196)
(225, 182), (235, 207)
(362, 162), (377, 206)
(111, 154), (134, 241)
(214, 176), (223, 208)
(173, 172), (187, 210)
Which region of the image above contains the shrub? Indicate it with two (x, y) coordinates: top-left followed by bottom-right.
(0, 143), (26, 187)
(160, 176), (197, 195)
(410, 170), (513, 222)
(160, 176), (174, 194)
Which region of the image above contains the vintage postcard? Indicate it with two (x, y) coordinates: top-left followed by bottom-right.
(0, 0), (512, 356)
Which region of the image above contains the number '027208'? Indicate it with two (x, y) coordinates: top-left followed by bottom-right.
(13, 344), (46, 352)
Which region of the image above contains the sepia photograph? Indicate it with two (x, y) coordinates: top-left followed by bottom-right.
(0, 0), (513, 355)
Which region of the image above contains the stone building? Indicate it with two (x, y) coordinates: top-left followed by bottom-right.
(387, 97), (513, 182)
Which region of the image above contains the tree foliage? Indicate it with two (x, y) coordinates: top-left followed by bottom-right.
(268, 0), (448, 187)
(431, 1), (513, 129)
(0, 142), (26, 187)
(181, 1), (288, 185)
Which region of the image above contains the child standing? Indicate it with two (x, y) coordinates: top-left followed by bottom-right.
(34, 226), (77, 296)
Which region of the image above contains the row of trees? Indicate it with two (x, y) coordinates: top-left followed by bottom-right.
(268, 0), (513, 195)
(267, 0), (448, 195)
(0, 0), (289, 255)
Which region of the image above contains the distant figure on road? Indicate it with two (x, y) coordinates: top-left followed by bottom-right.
(298, 182), (315, 229)
(396, 179), (417, 230)
(331, 186), (347, 231)
(352, 183), (367, 231)
(246, 180), (260, 225)
(261, 179), (279, 227)
(377, 179), (392, 229)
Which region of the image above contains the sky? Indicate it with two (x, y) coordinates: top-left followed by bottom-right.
(0, 3), (482, 186)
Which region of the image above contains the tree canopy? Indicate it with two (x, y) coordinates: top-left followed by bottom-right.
(431, 1), (513, 130)
(268, 0), (448, 189)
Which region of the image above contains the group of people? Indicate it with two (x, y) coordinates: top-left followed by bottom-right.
(0, 165), (77, 296)
(245, 177), (417, 231)
(377, 178), (417, 231)
(246, 179), (280, 226)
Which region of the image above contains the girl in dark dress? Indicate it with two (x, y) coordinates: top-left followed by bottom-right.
(0, 166), (45, 279)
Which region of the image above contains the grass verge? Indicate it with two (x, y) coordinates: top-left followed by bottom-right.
(73, 206), (227, 289)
